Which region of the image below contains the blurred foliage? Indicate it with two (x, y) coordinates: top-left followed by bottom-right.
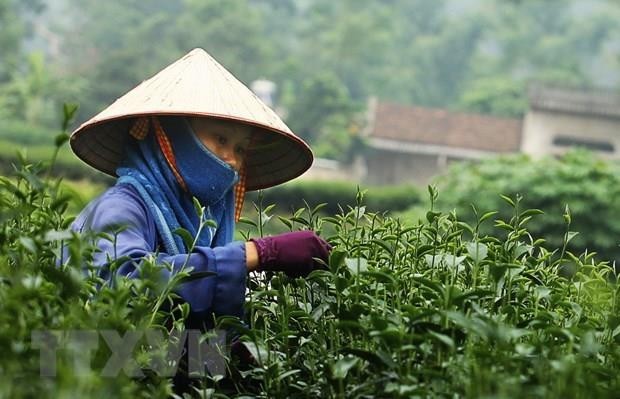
(0, 137), (111, 183)
(286, 72), (356, 143)
(0, 0), (44, 82)
(58, 178), (105, 214)
(457, 77), (527, 117)
(402, 149), (620, 264)
(2, 0), (619, 162)
(0, 53), (85, 126)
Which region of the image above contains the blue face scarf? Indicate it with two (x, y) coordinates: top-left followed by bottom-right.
(116, 116), (238, 254)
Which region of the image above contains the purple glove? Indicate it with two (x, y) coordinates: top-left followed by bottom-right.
(250, 231), (332, 277)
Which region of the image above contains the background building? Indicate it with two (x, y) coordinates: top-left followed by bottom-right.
(361, 98), (522, 185)
(304, 85), (620, 185)
(521, 86), (620, 159)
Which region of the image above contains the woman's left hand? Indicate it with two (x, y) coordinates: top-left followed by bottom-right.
(249, 231), (331, 277)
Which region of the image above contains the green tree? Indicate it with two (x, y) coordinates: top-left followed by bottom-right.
(285, 72), (356, 143)
(0, 0), (23, 83)
(0, 0), (44, 82)
(175, 0), (273, 81)
(57, 0), (187, 121)
(56, 0), (273, 122)
(0, 52), (83, 126)
(469, 0), (620, 88)
(406, 18), (483, 107)
(458, 77), (527, 117)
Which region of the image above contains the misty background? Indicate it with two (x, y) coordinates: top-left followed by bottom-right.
(2, 0), (619, 161)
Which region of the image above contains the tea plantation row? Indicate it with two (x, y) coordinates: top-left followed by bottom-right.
(1, 156), (619, 397)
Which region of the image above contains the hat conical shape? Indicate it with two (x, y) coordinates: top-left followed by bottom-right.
(70, 48), (313, 190)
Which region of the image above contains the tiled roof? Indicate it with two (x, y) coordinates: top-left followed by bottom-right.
(368, 100), (522, 153)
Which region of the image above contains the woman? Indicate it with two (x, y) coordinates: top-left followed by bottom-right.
(66, 48), (331, 324)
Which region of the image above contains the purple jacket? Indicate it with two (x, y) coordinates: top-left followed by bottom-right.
(69, 183), (247, 318)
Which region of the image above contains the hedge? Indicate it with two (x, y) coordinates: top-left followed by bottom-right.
(403, 149), (620, 264)
(249, 180), (421, 214)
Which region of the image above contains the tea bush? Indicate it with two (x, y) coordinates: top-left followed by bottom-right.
(2, 125), (620, 397)
(232, 188), (620, 398)
(251, 180), (421, 215)
(0, 118), (112, 183)
(404, 150), (620, 264)
(0, 139), (112, 183)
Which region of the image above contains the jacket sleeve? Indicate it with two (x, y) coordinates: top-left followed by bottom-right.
(73, 188), (246, 318)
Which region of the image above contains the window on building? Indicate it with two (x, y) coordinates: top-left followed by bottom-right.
(552, 136), (615, 153)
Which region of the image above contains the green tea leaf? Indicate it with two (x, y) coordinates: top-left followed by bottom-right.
(173, 227), (195, 250)
(331, 356), (358, 379)
(466, 242), (488, 263)
(345, 257), (368, 274)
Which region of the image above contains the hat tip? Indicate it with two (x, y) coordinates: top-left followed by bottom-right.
(188, 47), (207, 56)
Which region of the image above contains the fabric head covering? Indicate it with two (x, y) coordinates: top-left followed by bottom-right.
(116, 116), (237, 254)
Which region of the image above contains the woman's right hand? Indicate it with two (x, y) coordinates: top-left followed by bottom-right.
(246, 231), (331, 277)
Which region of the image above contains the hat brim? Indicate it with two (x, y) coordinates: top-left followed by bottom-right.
(70, 112), (314, 191)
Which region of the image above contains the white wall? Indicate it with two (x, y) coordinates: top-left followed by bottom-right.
(521, 109), (620, 159)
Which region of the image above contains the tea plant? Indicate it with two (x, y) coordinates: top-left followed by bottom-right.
(1, 109), (620, 397)
(230, 187), (620, 398)
(0, 107), (201, 398)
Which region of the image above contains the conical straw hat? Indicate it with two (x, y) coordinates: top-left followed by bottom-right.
(70, 48), (313, 190)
